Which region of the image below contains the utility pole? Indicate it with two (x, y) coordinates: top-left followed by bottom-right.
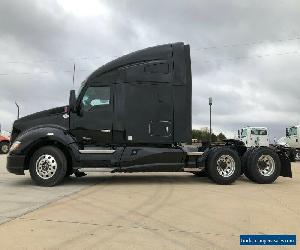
(209, 97), (212, 144)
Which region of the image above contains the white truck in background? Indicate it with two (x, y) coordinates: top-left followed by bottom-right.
(237, 126), (298, 161)
(277, 125), (300, 160)
(238, 127), (269, 147)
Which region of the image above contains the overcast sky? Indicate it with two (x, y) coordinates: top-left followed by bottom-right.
(0, 0), (300, 140)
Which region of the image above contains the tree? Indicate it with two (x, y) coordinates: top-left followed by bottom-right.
(217, 133), (226, 141)
(192, 129), (227, 142)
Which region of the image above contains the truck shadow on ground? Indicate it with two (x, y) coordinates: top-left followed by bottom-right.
(63, 174), (254, 186)
(10, 174), (253, 187)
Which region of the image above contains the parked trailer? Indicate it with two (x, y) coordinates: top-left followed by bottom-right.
(7, 43), (292, 186)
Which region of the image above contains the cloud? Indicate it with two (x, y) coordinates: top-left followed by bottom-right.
(0, 0), (300, 141)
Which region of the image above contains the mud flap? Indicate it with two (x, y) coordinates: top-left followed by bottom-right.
(278, 152), (292, 178)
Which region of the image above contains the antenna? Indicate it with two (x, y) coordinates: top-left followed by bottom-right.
(72, 63), (76, 87)
(15, 101), (20, 119)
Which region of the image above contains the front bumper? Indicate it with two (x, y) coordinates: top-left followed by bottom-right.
(6, 154), (26, 175)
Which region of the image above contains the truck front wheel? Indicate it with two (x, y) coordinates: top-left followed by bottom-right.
(246, 147), (281, 184)
(207, 147), (241, 185)
(29, 146), (67, 186)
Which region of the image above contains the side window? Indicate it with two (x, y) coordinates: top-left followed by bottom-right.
(82, 86), (110, 111)
(241, 129), (247, 138)
(289, 127), (297, 136)
(260, 130), (267, 135)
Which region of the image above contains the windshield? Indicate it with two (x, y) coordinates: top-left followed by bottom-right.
(288, 126), (297, 136)
(251, 129), (267, 135)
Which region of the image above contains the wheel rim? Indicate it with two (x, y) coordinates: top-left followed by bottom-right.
(35, 154), (58, 179)
(257, 155), (275, 176)
(216, 155), (236, 177)
(1, 144), (9, 153)
(295, 152), (300, 161)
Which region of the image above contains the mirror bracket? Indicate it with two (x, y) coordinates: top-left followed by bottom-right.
(69, 90), (77, 113)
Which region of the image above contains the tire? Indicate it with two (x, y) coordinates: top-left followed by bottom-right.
(289, 151), (296, 162)
(0, 141), (9, 154)
(246, 147), (281, 184)
(242, 147), (256, 181)
(295, 150), (300, 161)
(206, 147), (241, 185)
(29, 146), (67, 186)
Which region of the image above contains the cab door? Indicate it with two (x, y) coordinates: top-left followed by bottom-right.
(288, 127), (298, 148)
(70, 84), (113, 145)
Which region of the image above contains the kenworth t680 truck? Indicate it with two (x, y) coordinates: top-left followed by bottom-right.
(7, 43), (292, 186)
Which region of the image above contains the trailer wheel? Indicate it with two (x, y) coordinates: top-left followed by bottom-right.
(0, 141), (9, 154)
(246, 147), (281, 184)
(29, 146), (67, 187)
(207, 147), (241, 185)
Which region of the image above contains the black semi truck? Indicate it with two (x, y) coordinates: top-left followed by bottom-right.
(7, 42), (292, 186)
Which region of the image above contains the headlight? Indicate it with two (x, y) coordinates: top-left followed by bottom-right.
(9, 141), (21, 152)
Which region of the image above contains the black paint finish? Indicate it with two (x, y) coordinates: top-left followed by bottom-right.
(6, 43), (291, 180)
(71, 42), (192, 145)
(119, 146), (185, 172)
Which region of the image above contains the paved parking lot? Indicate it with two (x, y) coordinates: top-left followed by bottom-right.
(0, 154), (299, 249)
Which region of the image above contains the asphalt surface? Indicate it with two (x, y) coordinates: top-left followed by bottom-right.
(0, 154), (299, 249)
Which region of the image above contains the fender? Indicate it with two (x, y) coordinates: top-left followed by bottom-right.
(12, 125), (81, 167)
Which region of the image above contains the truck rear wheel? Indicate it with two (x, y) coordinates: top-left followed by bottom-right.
(29, 146), (67, 187)
(246, 147), (281, 184)
(207, 147), (241, 185)
(242, 148), (256, 181)
(0, 141), (9, 154)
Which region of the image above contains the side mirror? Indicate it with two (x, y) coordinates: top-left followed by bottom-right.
(238, 130), (240, 138)
(286, 128), (289, 137)
(69, 90), (77, 112)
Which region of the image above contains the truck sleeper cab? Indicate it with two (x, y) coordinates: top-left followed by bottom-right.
(7, 43), (292, 186)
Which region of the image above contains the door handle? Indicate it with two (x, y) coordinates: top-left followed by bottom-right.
(101, 129), (111, 133)
(82, 137), (92, 141)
